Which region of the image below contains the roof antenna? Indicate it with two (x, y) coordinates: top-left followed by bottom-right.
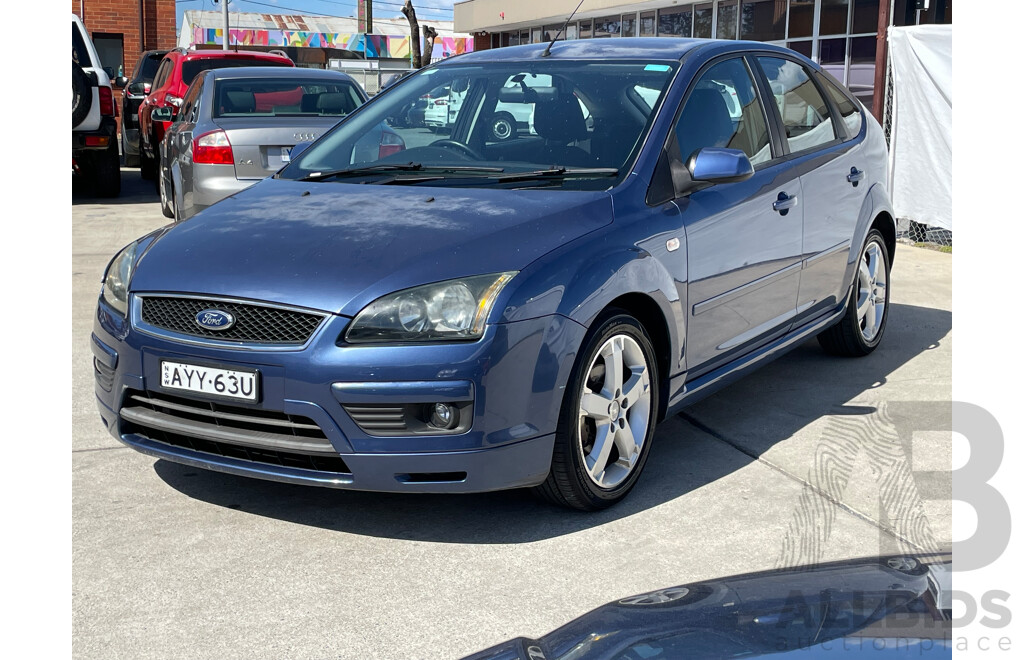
(541, 0), (586, 57)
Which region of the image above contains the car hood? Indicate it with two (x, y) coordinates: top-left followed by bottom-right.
(131, 178), (612, 315)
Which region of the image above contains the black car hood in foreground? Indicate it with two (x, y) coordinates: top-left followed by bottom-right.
(463, 556), (953, 660)
(130, 179), (612, 316)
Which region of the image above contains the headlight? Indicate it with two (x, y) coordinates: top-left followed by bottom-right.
(101, 241), (138, 317)
(345, 272), (517, 343)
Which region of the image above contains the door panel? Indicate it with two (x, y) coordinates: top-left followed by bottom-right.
(681, 164), (803, 372)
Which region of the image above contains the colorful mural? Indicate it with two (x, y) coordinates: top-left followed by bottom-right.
(191, 28), (473, 60)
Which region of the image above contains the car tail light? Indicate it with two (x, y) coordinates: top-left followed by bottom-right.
(434, 99), (448, 106)
(192, 130), (234, 165)
(99, 87), (115, 116)
(378, 131), (406, 160)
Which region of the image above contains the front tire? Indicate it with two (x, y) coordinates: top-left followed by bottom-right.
(159, 171), (174, 219)
(817, 229), (891, 356)
(533, 313), (659, 511)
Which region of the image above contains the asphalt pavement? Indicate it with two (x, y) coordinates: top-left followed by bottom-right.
(72, 171), (953, 659)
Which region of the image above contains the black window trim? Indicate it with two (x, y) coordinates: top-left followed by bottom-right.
(749, 52), (846, 160)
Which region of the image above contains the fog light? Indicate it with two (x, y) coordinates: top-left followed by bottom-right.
(430, 402), (458, 430)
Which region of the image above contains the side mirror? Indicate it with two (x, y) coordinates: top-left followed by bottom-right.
(114, 76), (129, 88)
(688, 147), (754, 184)
(152, 106), (174, 122)
(288, 141), (313, 162)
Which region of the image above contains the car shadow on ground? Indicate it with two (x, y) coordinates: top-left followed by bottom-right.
(154, 302), (951, 543)
(72, 167), (160, 206)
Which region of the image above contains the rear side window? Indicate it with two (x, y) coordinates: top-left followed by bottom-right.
(675, 57), (772, 166)
(757, 56), (836, 154)
(72, 23), (92, 68)
(182, 58), (291, 86)
(214, 79), (363, 118)
(152, 59), (172, 89)
(820, 75), (863, 139)
(139, 54), (163, 84)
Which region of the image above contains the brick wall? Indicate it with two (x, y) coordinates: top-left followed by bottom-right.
(73, 0), (176, 83)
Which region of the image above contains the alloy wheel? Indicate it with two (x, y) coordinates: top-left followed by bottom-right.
(856, 239), (887, 342)
(577, 334), (653, 489)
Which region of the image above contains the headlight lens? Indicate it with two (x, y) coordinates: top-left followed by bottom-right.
(101, 241), (138, 316)
(346, 272), (517, 343)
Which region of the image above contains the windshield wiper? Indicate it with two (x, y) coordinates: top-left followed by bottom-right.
(494, 167), (619, 183)
(296, 163), (505, 182)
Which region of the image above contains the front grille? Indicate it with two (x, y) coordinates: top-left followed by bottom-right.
(120, 389), (350, 474)
(140, 296), (325, 344)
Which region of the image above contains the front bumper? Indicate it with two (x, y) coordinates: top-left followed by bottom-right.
(93, 294), (585, 493)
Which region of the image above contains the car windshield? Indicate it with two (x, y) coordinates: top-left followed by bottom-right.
(213, 79), (363, 118)
(181, 57), (291, 86)
(278, 60), (679, 190)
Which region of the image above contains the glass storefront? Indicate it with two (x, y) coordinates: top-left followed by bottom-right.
(485, 0), (952, 112)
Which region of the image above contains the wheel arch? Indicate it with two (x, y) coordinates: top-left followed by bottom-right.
(600, 293), (674, 422)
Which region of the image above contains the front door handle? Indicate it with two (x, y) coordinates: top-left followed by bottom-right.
(847, 167), (865, 186)
(773, 192), (798, 215)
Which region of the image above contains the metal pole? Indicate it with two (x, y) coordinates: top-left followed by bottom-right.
(871, 0), (892, 122)
(222, 0), (230, 50)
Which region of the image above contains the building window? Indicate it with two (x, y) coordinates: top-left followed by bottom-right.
(579, 19), (593, 39)
(531, 28), (542, 43)
(740, 0), (787, 42)
(658, 7), (693, 37)
(566, 23), (579, 39)
(789, 0), (815, 38)
(543, 24), (563, 41)
(92, 33), (124, 79)
(594, 16), (621, 38)
(622, 13), (637, 37)
(819, 37), (847, 83)
(851, 0), (881, 33)
(717, 0), (739, 39)
(694, 3), (714, 38)
(820, 0), (851, 35)
(640, 11), (656, 37)
(787, 40), (814, 58)
(849, 35), (877, 110)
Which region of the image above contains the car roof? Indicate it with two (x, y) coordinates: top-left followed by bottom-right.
(440, 37), (806, 66)
(180, 49), (292, 62)
(205, 67), (356, 81)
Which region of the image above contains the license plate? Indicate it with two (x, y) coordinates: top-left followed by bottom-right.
(281, 146), (292, 163)
(160, 361), (258, 402)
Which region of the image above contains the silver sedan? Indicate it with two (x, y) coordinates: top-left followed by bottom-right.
(158, 66), (405, 222)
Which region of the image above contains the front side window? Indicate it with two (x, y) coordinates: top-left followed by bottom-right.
(177, 77), (203, 123)
(213, 79), (363, 118)
(280, 61), (678, 191)
(758, 57), (837, 154)
(675, 58), (772, 166)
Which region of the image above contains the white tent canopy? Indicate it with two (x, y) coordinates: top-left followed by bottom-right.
(887, 25), (953, 231)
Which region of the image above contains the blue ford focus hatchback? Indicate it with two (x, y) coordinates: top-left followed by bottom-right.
(94, 38), (894, 510)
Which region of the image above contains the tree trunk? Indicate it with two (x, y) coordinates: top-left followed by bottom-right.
(421, 26), (438, 68)
(401, 1), (422, 69)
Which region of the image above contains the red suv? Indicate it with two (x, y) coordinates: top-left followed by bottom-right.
(138, 48), (293, 180)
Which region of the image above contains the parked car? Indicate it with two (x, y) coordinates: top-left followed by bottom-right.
(137, 48), (293, 181)
(157, 67), (400, 222)
(94, 39), (893, 510)
(464, 555), (950, 659)
(116, 49), (168, 168)
(72, 13), (120, 197)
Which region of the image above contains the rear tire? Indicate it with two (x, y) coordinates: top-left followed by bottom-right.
(533, 312), (659, 511)
(140, 144), (157, 181)
(89, 141), (121, 198)
(122, 130), (140, 168)
(817, 229), (891, 357)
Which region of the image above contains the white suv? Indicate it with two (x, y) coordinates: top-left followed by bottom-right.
(72, 14), (120, 197)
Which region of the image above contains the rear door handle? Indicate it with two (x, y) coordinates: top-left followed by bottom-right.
(847, 167), (865, 186)
(773, 192), (798, 215)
